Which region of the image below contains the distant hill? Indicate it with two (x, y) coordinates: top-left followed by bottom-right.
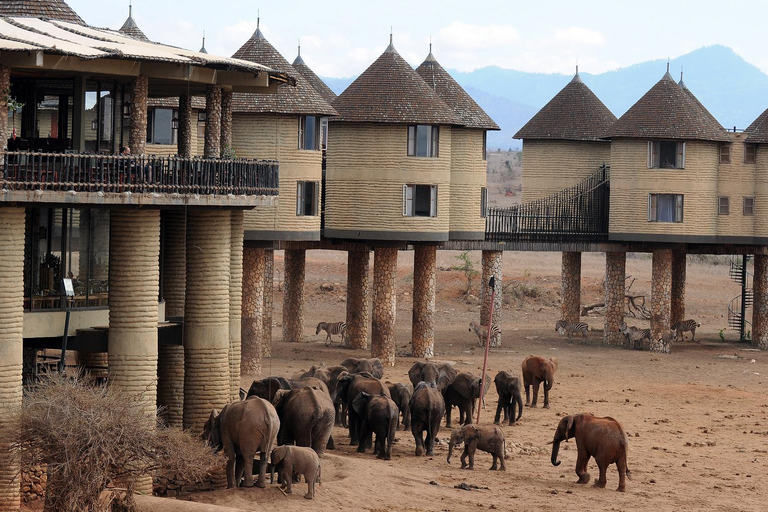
(322, 45), (768, 149)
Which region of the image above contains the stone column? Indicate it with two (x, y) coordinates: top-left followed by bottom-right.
(412, 245), (436, 358)
(177, 94), (193, 158)
(241, 246), (265, 375)
(671, 248), (687, 326)
(753, 255), (768, 350)
(77, 351), (109, 382)
(204, 85), (222, 159)
(184, 211), (231, 431)
(650, 249), (673, 353)
(108, 209), (160, 416)
(346, 249), (371, 350)
(229, 211), (244, 400)
(372, 247), (398, 366)
(0, 66), (9, 151)
(156, 345), (184, 427)
(0, 207), (25, 512)
(220, 89), (233, 156)
(561, 252), (581, 323)
(481, 251), (502, 348)
(262, 249), (274, 357)
(283, 249), (306, 343)
(604, 252), (626, 345)
(129, 75), (148, 155)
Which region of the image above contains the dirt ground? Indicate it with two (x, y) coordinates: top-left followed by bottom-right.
(164, 250), (768, 512)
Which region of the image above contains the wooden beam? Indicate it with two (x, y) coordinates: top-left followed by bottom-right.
(0, 50), (43, 68)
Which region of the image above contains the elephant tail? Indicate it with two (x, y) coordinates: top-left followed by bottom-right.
(503, 437), (509, 460)
(317, 462), (322, 485)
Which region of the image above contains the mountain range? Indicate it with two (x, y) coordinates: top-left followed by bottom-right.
(322, 45), (768, 150)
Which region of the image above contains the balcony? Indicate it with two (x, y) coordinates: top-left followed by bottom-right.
(0, 152), (279, 207)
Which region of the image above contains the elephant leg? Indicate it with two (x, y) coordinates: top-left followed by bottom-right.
(575, 449), (591, 485)
(445, 402), (453, 428)
(493, 399), (503, 425)
(341, 403), (349, 428)
(235, 455), (245, 487)
(531, 381), (540, 407)
(403, 408), (410, 431)
(305, 471), (315, 499)
(593, 459), (608, 489)
(284, 461), (294, 493)
(460, 447), (468, 469)
(357, 421), (369, 453)
(240, 452), (257, 487)
(543, 385), (550, 409)
(524, 383), (531, 406)
(255, 450), (268, 488)
(508, 401), (515, 426)
(414, 425), (425, 456)
(467, 444), (475, 470)
(425, 429), (435, 457)
(490, 452), (498, 471)
(499, 449), (507, 471)
(616, 453), (628, 492)
(349, 410), (359, 445)
(326, 434), (335, 451)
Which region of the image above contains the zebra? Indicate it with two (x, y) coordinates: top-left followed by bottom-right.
(555, 320), (588, 341)
(619, 322), (651, 350)
(469, 321), (501, 347)
(316, 321), (347, 346)
(670, 319), (701, 342)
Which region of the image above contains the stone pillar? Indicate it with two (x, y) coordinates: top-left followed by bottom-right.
(0, 66), (9, 151)
(0, 207), (25, 512)
(262, 249), (274, 357)
(204, 85), (222, 159)
(412, 245), (436, 358)
(77, 351), (109, 382)
(753, 255), (768, 350)
(220, 89), (233, 156)
(229, 212), (244, 399)
(283, 249), (306, 343)
(372, 247), (398, 366)
(184, 211), (231, 431)
(346, 249), (371, 350)
(108, 209), (160, 416)
(561, 252), (581, 323)
(481, 251), (502, 348)
(241, 246), (265, 375)
(177, 94), (193, 158)
(129, 75), (148, 155)
(156, 345), (184, 427)
(671, 248), (687, 327)
(604, 252), (626, 345)
(650, 249), (673, 353)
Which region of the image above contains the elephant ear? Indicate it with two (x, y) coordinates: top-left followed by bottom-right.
(369, 358), (384, 379)
(271, 446), (287, 465)
(351, 391), (370, 416)
(565, 415), (575, 440)
(468, 425), (480, 441)
(408, 362), (425, 387)
(272, 389), (291, 408)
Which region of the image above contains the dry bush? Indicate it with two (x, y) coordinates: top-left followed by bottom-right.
(1, 372), (219, 512)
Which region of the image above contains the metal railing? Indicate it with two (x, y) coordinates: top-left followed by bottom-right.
(0, 152), (279, 196)
(485, 164), (610, 243)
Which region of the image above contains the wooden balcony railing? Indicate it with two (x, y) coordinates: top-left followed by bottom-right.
(0, 152), (279, 196)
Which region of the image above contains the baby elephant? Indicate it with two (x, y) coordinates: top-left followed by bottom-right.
(447, 424), (506, 471)
(270, 445), (321, 499)
(550, 413), (630, 492)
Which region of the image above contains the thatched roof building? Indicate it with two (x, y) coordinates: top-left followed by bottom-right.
(0, 0), (84, 24)
(118, 4), (148, 41)
(292, 45), (337, 104)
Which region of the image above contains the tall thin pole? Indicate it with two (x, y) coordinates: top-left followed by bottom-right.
(741, 254), (748, 341)
(477, 276), (496, 424)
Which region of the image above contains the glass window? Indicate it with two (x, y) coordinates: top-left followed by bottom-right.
(296, 181), (318, 216)
(407, 125), (439, 157)
(299, 116), (319, 150)
(744, 197), (755, 216)
(745, 144), (757, 164)
(648, 141), (685, 169)
(648, 194), (683, 223)
(403, 184), (437, 217)
(719, 144), (731, 164)
(147, 108), (176, 145)
(718, 196), (730, 215)
(481, 187), (488, 218)
(483, 131), (487, 161)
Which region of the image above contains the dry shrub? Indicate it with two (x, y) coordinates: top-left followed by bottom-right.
(1, 372), (219, 512)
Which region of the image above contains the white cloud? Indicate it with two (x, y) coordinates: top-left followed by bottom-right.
(434, 22), (521, 51)
(554, 27), (605, 46)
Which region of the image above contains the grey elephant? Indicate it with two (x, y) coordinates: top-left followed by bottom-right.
(339, 357), (385, 379)
(270, 445), (321, 499)
(386, 381), (413, 430)
(493, 370), (524, 426)
(408, 360), (458, 392)
(351, 392), (398, 460)
(447, 424), (507, 471)
(272, 387), (335, 455)
(336, 371), (391, 447)
(247, 376), (330, 402)
(301, 364), (349, 426)
(443, 371), (490, 427)
(202, 397), (279, 489)
(409, 381), (445, 456)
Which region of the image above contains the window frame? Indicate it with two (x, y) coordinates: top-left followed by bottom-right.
(744, 196), (755, 216)
(295, 181), (319, 216)
(146, 108), (178, 145)
(648, 193), (684, 223)
(745, 144), (757, 164)
(403, 184), (438, 217)
(719, 144), (731, 164)
(718, 196), (730, 215)
(407, 125), (439, 158)
(298, 115), (321, 151)
(481, 187), (488, 218)
(647, 140), (686, 169)
(482, 131), (487, 161)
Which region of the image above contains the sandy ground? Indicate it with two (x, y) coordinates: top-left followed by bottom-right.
(161, 250), (768, 512)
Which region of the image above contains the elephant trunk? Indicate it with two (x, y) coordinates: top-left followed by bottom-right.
(514, 391), (523, 422)
(550, 439), (562, 466)
(447, 440), (455, 463)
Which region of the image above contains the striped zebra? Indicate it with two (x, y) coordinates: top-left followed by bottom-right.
(670, 319), (701, 342)
(619, 322), (651, 350)
(469, 321), (501, 347)
(316, 321), (347, 346)
(555, 320), (588, 341)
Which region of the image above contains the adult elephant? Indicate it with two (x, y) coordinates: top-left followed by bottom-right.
(336, 372), (390, 446)
(443, 371), (490, 427)
(386, 381), (413, 430)
(301, 365), (349, 426)
(522, 355), (558, 408)
(246, 376), (330, 402)
(408, 361), (458, 392)
(409, 381), (445, 457)
(493, 371), (523, 426)
(272, 387), (336, 456)
(340, 357), (384, 379)
(202, 397), (279, 488)
(351, 392), (398, 460)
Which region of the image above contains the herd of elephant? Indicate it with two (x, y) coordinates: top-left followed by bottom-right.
(201, 355), (631, 500)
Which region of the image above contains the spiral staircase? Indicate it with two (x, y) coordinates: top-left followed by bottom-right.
(727, 255), (752, 341)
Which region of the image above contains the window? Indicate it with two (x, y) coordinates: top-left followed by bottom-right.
(718, 196), (730, 215)
(745, 144), (757, 164)
(299, 115), (320, 150)
(648, 194), (684, 222)
(720, 144), (731, 164)
(407, 125), (439, 157)
(146, 108), (177, 145)
(403, 185), (437, 217)
(647, 141), (685, 169)
(482, 131), (487, 161)
(481, 187), (488, 218)
(296, 181), (319, 216)
(320, 117), (329, 151)
(744, 197), (755, 216)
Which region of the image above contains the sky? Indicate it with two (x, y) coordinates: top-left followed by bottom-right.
(70, 0), (768, 78)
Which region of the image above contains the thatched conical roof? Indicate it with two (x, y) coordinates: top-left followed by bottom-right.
(744, 107), (768, 144)
(231, 22), (336, 116)
(331, 37), (459, 125)
(607, 69), (729, 142)
(292, 45), (337, 105)
(0, 0), (84, 24)
(514, 69), (615, 141)
(415, 49), (498, 130)
(118, 5), (148, 41)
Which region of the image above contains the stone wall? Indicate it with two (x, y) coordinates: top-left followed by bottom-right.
(241, 247), (265, 375)
(153, 468), (227, 498)
(204, 86), (222, 159)
(560, 252), (581, 323)
(162, 211), (187, 318)
(346, 250), (371, 350)
(157, 345), (184, 428)
(671, 249), (687, 326)
(372, 247), (398, 366)
(480, 251), (502, 347)
(0, 66), (8, 151)
(412, 245), (436, 357)
(229, 212), (244, 400)
(753, 255), (768, 350)
(283, 249), (306, 343)
(262, 249), (274, 357)
(130, 76), (148, 155)
(650, 249), (673, 353)
(177, 94), (193, 158)
(604, 252), (626, 345)
(220, 90), (233, 156)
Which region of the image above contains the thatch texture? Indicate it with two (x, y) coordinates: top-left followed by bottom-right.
(745, 107), (768, 144)
(0, 0), (84, 24)
(292, 53), (337, 104)
(119, 13), (148, 42)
